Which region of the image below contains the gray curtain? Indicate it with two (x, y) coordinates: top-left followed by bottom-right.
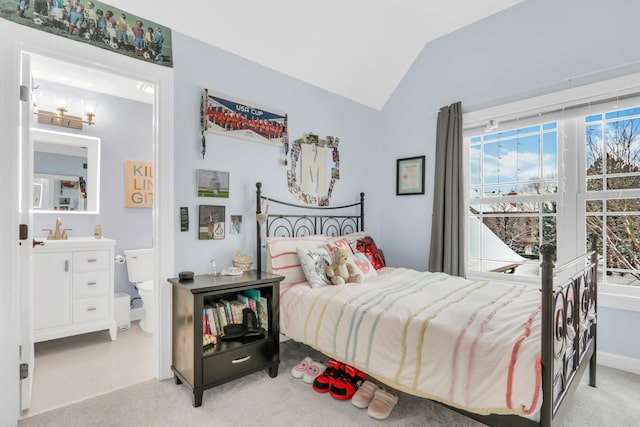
(428, 101), (464, 276)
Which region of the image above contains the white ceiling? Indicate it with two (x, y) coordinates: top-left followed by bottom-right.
(34, 1), (524, 109)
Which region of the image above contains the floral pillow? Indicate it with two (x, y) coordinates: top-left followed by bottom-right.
(296, 246), (333, 288)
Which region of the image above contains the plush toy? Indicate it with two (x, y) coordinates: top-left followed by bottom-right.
(326, 247), (364, 285)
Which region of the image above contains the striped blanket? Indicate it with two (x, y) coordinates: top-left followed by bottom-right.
(280, 267), (543, 417)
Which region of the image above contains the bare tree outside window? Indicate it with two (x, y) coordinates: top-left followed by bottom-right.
(585, 110), (640, 285)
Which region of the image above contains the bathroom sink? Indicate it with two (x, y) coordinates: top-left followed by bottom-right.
(34, 236), (116, 250)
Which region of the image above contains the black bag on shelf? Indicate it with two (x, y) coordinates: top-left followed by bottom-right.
(221, 307), (265, 341)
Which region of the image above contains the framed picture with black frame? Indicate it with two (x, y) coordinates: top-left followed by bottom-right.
(396, 155), (425, 195)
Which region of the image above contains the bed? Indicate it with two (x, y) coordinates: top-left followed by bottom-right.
(255, 182), (598, 427)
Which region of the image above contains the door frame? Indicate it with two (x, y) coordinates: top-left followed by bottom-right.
(0, 19), (174, 424)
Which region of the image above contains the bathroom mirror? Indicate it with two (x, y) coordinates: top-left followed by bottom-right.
(31, 128), (100, 213)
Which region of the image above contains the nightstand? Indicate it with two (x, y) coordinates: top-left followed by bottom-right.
(168, 270), (283, 407)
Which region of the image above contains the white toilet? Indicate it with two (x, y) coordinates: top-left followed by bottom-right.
(124, 248), (154, 334)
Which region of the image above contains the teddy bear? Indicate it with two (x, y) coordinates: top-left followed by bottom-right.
(326, 247), (364, 285)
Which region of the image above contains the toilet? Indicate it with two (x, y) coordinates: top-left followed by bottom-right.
(123, 248), (154, 334)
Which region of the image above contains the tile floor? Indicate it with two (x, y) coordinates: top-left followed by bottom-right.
(20, 321), (153, 419)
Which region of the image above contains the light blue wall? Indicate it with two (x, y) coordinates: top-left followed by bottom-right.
(599, 307), (640, 359)
(170, 33), (383, 275)
(32, 80), (153, 306)
(380, 0), (640, 360)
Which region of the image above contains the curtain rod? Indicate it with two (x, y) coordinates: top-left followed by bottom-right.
(463, 57), (640, 114)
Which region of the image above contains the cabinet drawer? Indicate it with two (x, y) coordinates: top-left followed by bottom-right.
(73, 295), (109, 323)
(73, 271), (109, 297)
(202, 340), (274, 385)
(73, 250), (109, 271)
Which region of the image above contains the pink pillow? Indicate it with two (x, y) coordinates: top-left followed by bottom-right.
(265, 235), (328, 285)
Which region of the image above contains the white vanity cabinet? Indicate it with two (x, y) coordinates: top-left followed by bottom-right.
(33, 237), (117, 343)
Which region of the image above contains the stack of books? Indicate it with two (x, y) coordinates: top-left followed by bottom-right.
(202, 289), (269, 346)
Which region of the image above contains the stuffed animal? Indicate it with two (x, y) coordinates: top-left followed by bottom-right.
(326, 247), (364, 285)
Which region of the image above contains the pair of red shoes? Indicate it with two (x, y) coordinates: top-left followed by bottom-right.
(312, 359), (366, 400)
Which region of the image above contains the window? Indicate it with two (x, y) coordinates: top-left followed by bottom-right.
(467, 120), (559, 276)
(464, 81), (640, 301)
(583, 107), (640, 288)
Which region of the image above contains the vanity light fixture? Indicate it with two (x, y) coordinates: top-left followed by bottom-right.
(33, 102), (96, 130)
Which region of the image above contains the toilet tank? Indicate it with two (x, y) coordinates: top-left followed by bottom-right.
(123, 248), (153, 283)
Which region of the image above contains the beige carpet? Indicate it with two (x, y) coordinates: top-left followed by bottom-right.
(19, 339), (640, 427)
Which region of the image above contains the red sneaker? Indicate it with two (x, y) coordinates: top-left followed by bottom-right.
(312, 359), (345, 393)
(329, 365), (366, 400)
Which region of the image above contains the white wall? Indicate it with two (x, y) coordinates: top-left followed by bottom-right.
(380, 0), (640, 360)
(31, 80), (153, 306)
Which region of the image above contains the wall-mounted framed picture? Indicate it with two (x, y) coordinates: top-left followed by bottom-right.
(197, 169), (229, 198)
(198, 205), (225, 240)
(396, 155), (425, 196)
(230, 215), (242, 234)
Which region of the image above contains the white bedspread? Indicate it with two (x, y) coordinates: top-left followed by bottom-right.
(280, 267), (543, 417)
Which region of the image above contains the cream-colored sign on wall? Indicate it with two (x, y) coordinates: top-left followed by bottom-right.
(125, 160), (153, 208)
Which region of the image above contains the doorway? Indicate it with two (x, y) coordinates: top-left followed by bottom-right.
(22, 52), (156, 417)
(0, 23), (175, 424)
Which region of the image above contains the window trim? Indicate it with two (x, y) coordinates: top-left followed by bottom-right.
(463, 72), (640, 310)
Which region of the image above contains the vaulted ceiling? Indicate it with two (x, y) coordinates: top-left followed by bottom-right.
(99, 0), (524, 110)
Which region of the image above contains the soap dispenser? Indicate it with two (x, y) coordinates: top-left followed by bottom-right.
(94, 224), (102, 239)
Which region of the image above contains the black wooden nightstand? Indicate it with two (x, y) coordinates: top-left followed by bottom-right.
(168, 270), (284, 407)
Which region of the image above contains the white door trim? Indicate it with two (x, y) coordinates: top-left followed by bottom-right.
(1, 19), (174, 424)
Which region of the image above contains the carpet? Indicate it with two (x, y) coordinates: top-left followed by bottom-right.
(18, 339), (640, 427)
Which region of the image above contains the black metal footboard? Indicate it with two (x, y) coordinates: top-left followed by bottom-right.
(539, 236), (598, 426)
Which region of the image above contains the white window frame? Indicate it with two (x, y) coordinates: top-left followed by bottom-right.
(463, 73), (640, 311)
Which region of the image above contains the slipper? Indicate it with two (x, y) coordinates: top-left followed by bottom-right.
(367, 388), (399, 420)
(312, 359), (345, 393)
(329, 365), (366, 400)
(351, 380), (381, 408)
(291, 356), (313, 379)
(302, 361), (326, 384)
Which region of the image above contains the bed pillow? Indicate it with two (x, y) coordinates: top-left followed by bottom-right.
(325, 237), (354, 255)
(351, 252), (377, 280)
(296, 246), (333, 288)
(265, 235), (328, 285)
(342, 232), (386, 270)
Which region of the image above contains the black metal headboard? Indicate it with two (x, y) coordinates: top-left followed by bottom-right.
(255, 182), (365, 271)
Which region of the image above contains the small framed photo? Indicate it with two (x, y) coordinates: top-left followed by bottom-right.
(230, 215), (242, 234)
(197, 169), (229, 198)
(396, 156), (425, 196)
(198, 205), (225, 240)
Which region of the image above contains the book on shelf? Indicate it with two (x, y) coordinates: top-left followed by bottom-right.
(259, 296), (269, 331)
(230, 300), (245, 324)
(203, 305), (218, 336)
(237, 293), (258, 318)
(216, 302), (228, 328)
(218, 299), (233, 324)
(202, 312), (208, 334)
(242, 289), (268, 331)
(210, 302), (222, 334)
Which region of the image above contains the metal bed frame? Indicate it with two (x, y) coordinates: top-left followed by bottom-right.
(255, 182), (598, 427)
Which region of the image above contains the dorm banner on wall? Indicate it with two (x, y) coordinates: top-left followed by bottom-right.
(202, 89), (288, 147)
(2, 0), (173, 67)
